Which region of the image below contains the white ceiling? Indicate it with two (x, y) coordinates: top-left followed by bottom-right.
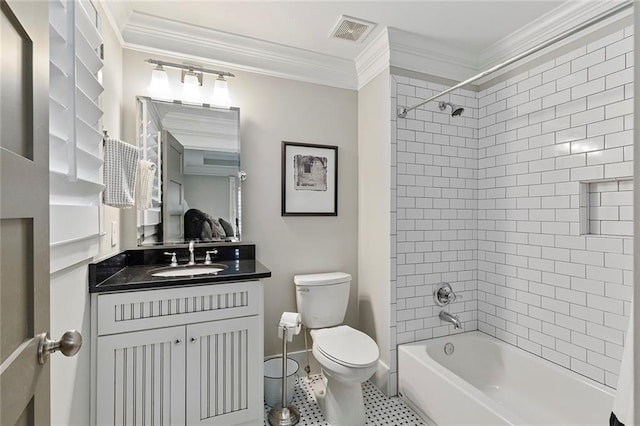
(109, 0), (566, 60)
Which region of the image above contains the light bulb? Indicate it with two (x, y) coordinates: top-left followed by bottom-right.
(212, 75), (230, 108)
(147, 65), (171, 99)
(181, 70), (202, 104)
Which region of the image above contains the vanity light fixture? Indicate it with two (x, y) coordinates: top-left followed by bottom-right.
(145, 58), (235, 107)
(181, 68), (203, 104)
(146, 64), (171, 99)
(212, 75), (230, 108)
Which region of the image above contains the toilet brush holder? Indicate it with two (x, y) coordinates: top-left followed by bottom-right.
(268, 325), (299, 426)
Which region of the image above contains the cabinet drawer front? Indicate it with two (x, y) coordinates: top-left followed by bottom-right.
(97, 281), (261, 335)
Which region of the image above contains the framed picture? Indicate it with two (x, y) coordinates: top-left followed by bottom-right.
(281, 141), (338, 216)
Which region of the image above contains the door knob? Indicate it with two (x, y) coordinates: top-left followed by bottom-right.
(37, 330), (82, 365)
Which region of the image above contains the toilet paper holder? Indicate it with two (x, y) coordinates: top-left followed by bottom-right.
(268, 314), (301, 426)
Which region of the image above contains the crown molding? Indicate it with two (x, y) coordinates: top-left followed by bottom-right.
(478, 0), (631, 75)
(355, 28), (390, 89)
(98, 0), (131, 47)
(387, 28), (478, 83)
(121, 12), (358, 90)
(112, 2), (631, 94)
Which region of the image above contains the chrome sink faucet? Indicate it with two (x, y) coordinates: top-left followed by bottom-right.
(439, 311), (463, 329)
(188, 241), (196, 265)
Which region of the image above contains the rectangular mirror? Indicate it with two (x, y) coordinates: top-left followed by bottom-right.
(136, 96), (241, 245)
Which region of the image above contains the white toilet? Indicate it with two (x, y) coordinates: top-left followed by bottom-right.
(294, 272), (379, 426)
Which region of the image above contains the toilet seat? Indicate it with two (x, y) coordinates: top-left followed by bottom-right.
(313, 325), (379, 368)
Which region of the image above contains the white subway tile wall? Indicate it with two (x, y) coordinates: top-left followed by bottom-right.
(390, 75), (479, 397)
(390, 25), (632, 391)
(477, 26), (633, 388)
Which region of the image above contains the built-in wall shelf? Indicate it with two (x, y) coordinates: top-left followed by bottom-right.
(580, 178), (633, 237)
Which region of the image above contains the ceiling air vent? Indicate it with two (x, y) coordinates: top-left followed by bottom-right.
(330, 15), (376, 43)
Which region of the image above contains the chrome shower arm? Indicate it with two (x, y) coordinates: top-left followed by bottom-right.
(397, 0), (632, 118)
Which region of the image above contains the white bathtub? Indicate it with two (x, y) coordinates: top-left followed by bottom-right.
(398, 331), (614, 425)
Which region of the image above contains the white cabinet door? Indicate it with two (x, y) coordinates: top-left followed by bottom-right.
(96, 326), (186, 426)
(186, 316), (263, 425)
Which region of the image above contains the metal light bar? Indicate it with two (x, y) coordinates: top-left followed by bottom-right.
(145, 58), (235, 78)
(397, 0), (632, 118)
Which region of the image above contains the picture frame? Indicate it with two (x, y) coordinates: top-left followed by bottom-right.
(281, 141), (338, 216)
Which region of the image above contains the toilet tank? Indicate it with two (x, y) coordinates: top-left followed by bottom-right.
(294, 272), (351, 329)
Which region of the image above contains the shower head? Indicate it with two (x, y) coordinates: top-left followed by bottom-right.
(439, 101), (464, 117)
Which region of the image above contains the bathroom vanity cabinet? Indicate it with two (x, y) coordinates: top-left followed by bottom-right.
(91, 280), (264, 426)
(88, 244), (270, 425)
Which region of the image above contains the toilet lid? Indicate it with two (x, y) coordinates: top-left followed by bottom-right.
(314, 326), (379, 368)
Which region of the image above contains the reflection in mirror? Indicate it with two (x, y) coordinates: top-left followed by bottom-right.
(136, 96), (241, 245)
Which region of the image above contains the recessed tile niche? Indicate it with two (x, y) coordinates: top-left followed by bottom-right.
(580, 179), (633, 236)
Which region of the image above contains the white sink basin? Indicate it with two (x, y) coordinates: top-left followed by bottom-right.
(150, 264), (227, 278)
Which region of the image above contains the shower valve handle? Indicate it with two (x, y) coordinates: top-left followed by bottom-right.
(434, 282), (460, 306)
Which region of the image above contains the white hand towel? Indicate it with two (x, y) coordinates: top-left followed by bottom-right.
(103, 138), (139, 208)
(135, 160), (157, 210)
(612, 308), (634, 425)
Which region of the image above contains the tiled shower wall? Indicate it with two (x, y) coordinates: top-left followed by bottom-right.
(390, 25), (633, 391)
(476, 26), (633, 388)
(390, 77), (479, 394)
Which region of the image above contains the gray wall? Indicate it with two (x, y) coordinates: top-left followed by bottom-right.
(121, 48), (359, 356)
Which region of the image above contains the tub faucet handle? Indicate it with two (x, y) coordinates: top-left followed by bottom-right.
(164, 252), (178, 267)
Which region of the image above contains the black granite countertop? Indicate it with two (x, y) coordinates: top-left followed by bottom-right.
(89, 244), (271, 293)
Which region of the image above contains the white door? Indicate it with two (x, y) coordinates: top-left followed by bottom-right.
(1, 1), (50, 424)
